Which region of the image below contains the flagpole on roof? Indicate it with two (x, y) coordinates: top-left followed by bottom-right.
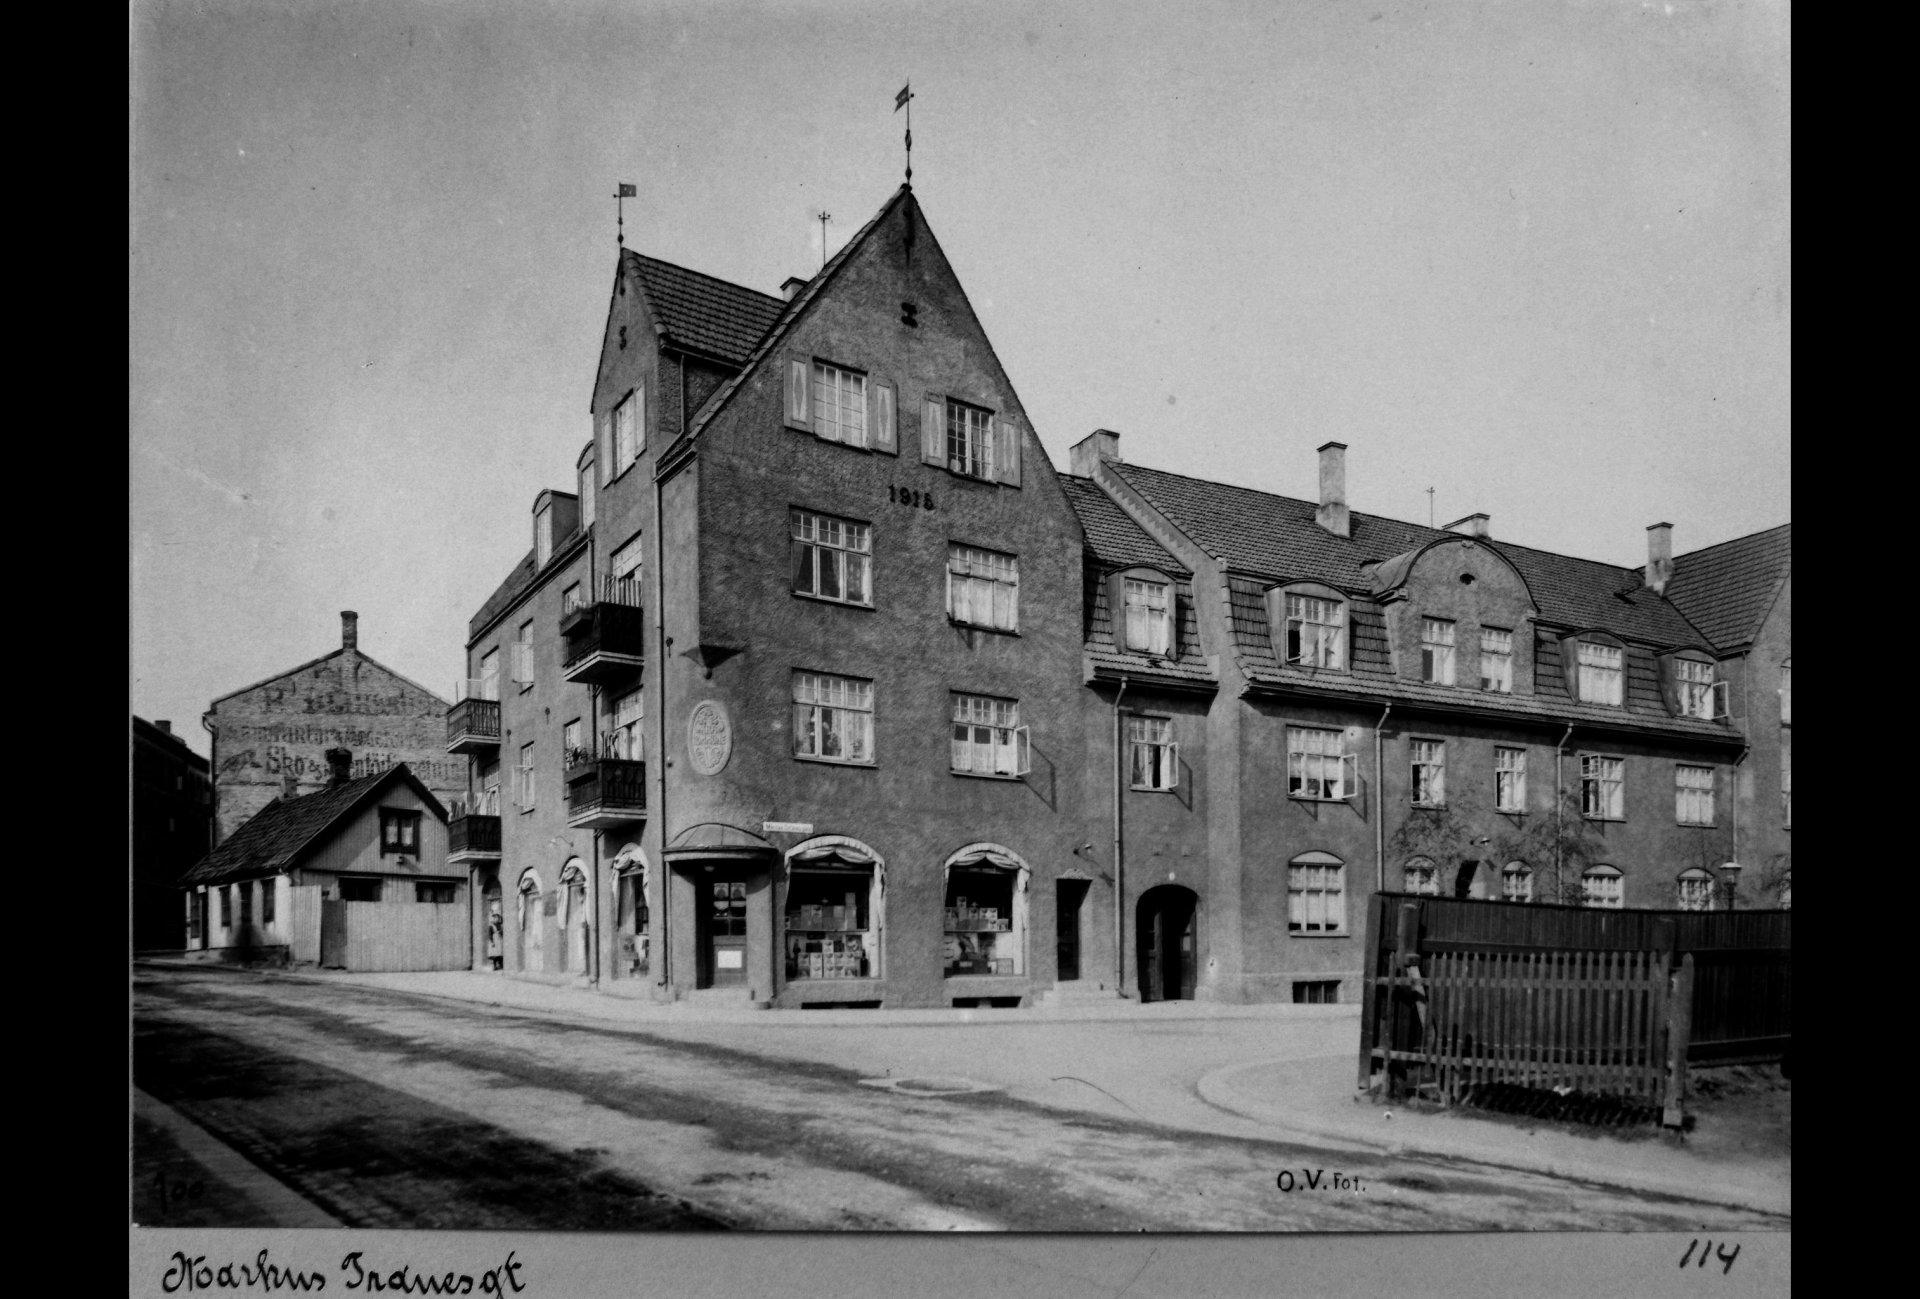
(615, 181), (637, 248)
(894, 83), (914, 186)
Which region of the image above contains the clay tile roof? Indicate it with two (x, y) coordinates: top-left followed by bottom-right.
(625, 252), (788, 365)
(1059, 475), (1187, 575)
(1108, 461), (1708, 647)
(1663, 523), (1791, 652)
(177, 766), (443, 888)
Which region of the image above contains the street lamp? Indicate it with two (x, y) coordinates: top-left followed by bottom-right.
(1718, 860), (1743, 911)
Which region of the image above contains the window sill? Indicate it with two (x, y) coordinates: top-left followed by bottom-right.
(1410, 802), (1447, 811)
(793, 754), (877, 770)
(792, 591), (876, 611)
(1287, 793), (1354, 805)
(949, 618), (1019, 636)
(950, 769), (1026, 782)
(517, 682), (535, 694)
(1286, 929), (1351, 939)
(1581, 815), (1626, 823)
(1677, 820), (1716, 829)
(1129, 783), (1179, 794)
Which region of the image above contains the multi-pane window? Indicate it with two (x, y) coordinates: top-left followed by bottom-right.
(1403, 857), (1440, 896)
(607, 688), (644, 760)
(1287, 726), (1354, 800)
(1123, 579), (1172, 655)
(1287, 854), (1345, 933)
(562, 719), (584, 765)
(515, 621), (534, 686)
(612, 389), (642, 471)
(1675, 764), (1715, 825)
(1128, 715), (1178, 790)
(517, 743), (536, 810)
(792, 510), (873, 606)
(950, 694), (1030, 777)
(478, 648), (500, 701)
(945, 399), (994, 479)
(1580, 754), (1624, 819)
(1779, 661), (1791, 725)
(380, 808), (421, 856)
(1677, 869), (1715, 912)
(417, 881), (458, 905)
(1678, 658), (1715, 719)
(1480, 627), (1513, 692)
(1283, 594), (1345, 669)
(1495, 747), (1527, 813)
(792, 672), (874, 764)
(1576, 641), (1624, 706)
(1410, 739), (1446, 806)
(811, 362), (868, 447)
(1582, 866), (1624, 909)
(610, 536), (644, 605)
(947, 545), (1018, 630)
(562, 582), (583, 614)
(1501, 862), (1533, 903)
(1420, 619), (1456, 685)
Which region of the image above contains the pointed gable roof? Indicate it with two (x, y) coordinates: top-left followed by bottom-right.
(209, 646), (447, 710)
(624, 252), (788, 365)
(177, 764), (447, 888)
(1663, 523), (1791, 653)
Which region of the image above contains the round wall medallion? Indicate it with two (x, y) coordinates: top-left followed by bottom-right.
(687, 700), (732, 775)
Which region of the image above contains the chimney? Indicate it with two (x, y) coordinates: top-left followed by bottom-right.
(1315, 441), (1350, 538)
(1069, 429), (1122, 477)
(780, 276), (808, 302)
(155, 720), (172, 735)
(1444, 513), (1491, 540)
(341, 610), (359, 651)
(325, 746), (354, 788)
(1645, 523), (1674, 595)
(281, 772), (300, 801)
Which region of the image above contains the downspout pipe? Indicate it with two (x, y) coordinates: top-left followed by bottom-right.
(1374, 702), (1392, 894)
(1113, 674), (1130, 997)
(1555, 722), (1576, 896)
(654, 470), (671, 992)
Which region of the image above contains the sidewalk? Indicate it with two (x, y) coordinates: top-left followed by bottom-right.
(138, 960), (1788, 1217)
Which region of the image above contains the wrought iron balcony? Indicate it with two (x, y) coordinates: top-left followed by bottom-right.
(560, 575), (646, 685)
(447, 810), (502, 862)
(446, 685), (502, 755)
(564, 749), (648, 830)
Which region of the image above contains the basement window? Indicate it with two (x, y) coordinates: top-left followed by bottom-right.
(1292, 980), (1339, 1005)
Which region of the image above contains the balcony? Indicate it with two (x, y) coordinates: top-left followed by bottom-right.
(560, 575), (646, 685)
(447, 809), (502, 863)
(564, 742), (648, 830)
(446, 684), (501, 755)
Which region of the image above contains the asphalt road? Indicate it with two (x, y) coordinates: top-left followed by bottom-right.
(131, 965), (1786, 1232)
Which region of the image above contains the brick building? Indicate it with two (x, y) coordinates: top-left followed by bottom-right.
(203, 611), (464, 844)
(447, 183), (1787, 1009)
(132, 716), (212, 950)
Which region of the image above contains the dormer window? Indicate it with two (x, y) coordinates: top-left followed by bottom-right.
(1420, 618), (1456, 685)
(1677, 658), (1715, 719)
(579, 459), (596, 528)
(1282, 592), (1345, 669)
(1123, 579), (1172, 655)
(535, 504), (554, 567)
(1575, 640), (1624, 706)
(1480, 628), (1513, 693)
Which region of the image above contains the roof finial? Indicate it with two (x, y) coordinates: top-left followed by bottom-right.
(817, 210), (831, 271)
(615, 181), (636, 248)
(894, 83), (914, 186)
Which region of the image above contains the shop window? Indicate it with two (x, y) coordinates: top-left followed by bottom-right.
(947, 544), (1017, 630)
(1128, 715), (1178, 790)
(1580, 754), (1625, 820)
(1480, 627), (1513, 693)
(1292, 980), (1339, 1004)
(943, 862), (1023, 976)
(416, 881), (458, 904)
(1287, 852), (1345, 933)
(1495, 747), (1527, 813)
(1581, 865), (1623, 910)
(1403, 857), (1439, 896)
(793, 509), (873, 606)
(339, 878), (382, 902)
(1501, 862), (1533, 903)
(1676, 869), (1715, 912)
(1420, 618), (1456, 685)
(785, 865), (876, 981)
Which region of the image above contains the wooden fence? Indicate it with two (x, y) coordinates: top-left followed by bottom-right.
(1359, 893), (1786, 1125)
(319, 897), (471, 972)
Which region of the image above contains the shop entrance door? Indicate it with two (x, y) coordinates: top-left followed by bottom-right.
(1056, 879), (1088, 982)
(1136, 885), (1198, 1003)
(699, 875), (749, 988)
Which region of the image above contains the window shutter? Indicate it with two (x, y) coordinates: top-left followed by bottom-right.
(997, 413), (1022, 486)
(1014, 725), (1032, 777)
(1710, 680), (1729, 720)
(787, 360), (810, 430)
(873, 382), (897, 455)
(1167, 743), (1180, 789)
(1340, 753), (1359, 800)
(922, 395), (945, 465)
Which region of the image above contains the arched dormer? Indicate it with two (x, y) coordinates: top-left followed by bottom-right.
(1657, 644), (1725, 720)
(1263, 579), (1350, 671)
(1560, 630), (1628, 707)
(1369, 537), (1538, 693)
(1108, 566), (1180, 658)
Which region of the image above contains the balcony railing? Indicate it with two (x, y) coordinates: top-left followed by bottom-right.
(560, 577), (647, 685)
(564, 754), (648, 829)
(453, 676), (501, 703)
(446, 696), (502, 755)
(447, 810), (502, 859)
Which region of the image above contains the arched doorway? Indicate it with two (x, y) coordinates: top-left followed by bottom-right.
(516, 870), (544, 972)
(557, 859), (588, 974)
(1136, 884), (1198, 1003)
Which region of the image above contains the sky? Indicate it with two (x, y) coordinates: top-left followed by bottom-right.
(130, 0), (1790, 759)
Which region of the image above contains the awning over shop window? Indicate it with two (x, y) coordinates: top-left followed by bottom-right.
(790, 842), (878, 868)
(948, 846), (1022, 871)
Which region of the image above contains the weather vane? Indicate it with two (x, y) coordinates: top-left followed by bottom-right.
(615, 181), (636, 247)
(818, 211), (831, 271)
(895, 83), (914, 185)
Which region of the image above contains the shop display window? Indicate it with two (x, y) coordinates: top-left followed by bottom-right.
(943, 865), (1022, 976)
(785, 867), (874, 980)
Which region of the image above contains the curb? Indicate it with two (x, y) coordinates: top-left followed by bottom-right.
(1195, 1058), (1791, 1218)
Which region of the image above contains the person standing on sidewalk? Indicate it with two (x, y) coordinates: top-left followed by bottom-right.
(485, 902), (504, 971)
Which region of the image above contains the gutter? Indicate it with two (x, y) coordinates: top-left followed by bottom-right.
(1374, 702), (1392, 894)
(1113, 674), (1130, 997)
(1555, 721), (1576, 895)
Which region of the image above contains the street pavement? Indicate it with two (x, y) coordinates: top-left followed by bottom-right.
(139, 960), (1787, 1218)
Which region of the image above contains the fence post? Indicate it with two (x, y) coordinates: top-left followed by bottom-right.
(1662, 952), (1695, 1128)
(1358, 894), (1383, 1090)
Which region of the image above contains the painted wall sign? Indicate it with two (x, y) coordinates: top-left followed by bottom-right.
(687, 700), (733, 775)
(762, 821), (815, 835)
